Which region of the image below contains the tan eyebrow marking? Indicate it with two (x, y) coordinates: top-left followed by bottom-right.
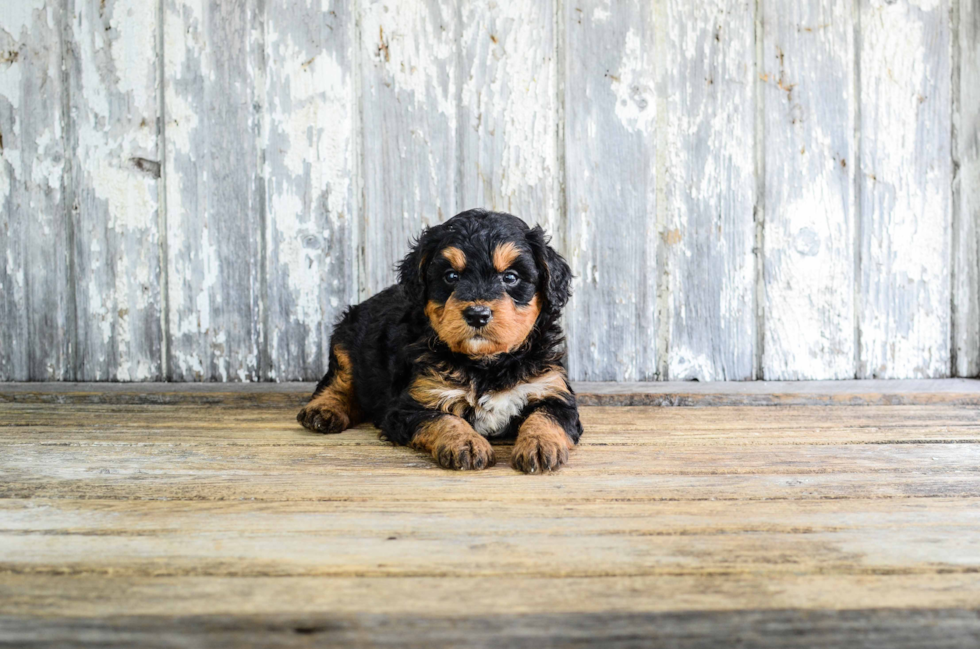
(441, 247), (466, 271)
(492, 242), (521, 272)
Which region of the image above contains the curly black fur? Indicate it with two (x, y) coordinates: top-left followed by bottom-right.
(300, 209), (582, 468)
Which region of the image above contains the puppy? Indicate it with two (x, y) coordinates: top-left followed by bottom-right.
(297, 209), (582, 473)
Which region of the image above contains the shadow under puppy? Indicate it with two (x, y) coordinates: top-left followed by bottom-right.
(297, 209), (583, 473)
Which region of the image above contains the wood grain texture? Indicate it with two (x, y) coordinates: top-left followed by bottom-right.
(67, 0), (163, 381)
(458, 0), (559, 235)
(762, 0), (857, 380)
(6, 401), (980, 437)
(663, 0), (756, 381)
(858, 0), (952, 379)
(263, 0), (357, 381)
(3, 575), (980, 629)
(954, 0), (980, 378)
(358, 0), (458, 297)
(6, 401), (980, 439)
(3, 608), (980, 649)
(163, 0), (264, 381)
(4, 403), (980, 505)
(3, 378), (980, 407)
(5, 439), (980, 504)
(0, 1), (72, 380)
(563, 0), (658, 381)
(2, 391), (980, 646)
(5, 495), (980, 577)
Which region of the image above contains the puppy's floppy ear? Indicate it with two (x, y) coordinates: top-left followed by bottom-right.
(397, 224), (445, 303)
(526, 225), (572, 316)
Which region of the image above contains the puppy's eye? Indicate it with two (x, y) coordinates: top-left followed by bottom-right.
(501, 270), (520, 286)
(444, 270), (460, 285)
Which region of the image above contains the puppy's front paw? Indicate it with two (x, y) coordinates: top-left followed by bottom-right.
(512, 411), (571, 474)
(297, 403), (349, 434)
(434, 434), (495, 471)
(412, 416), (496, 470)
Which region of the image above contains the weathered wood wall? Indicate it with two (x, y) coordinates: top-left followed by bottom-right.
(1, 0), (977, 382)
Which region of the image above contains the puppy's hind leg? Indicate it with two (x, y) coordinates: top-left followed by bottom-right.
(297, 345), (360, 434)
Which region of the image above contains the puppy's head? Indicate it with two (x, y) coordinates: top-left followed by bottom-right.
(398, 209), (571, 358)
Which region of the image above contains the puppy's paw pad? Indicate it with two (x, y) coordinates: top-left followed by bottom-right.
(297, 406), (349, 434)
(434, 436), (496, 471)
(511, 435), (569, 474)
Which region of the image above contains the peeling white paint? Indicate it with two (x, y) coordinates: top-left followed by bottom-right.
(263, 2), (356, 380)
(0, 156), (10, 208)
(563, 1), (659, 382)
(459, 0), (559, 242)
(363, 0), (456, 118)
(1, 0), (971, 382)
(859, 0), (951, 378)
(163, 0), (202, 159)
(592, 2), (611, 23)
(359, 0), (458, 296)
(762, 0), (856, 381)
(108, 0), (157, 114)
(89, 156), (156, 231)
(663, 0), (755, 381)
(269, 187), (319, 320)
(31, 128), (63, 189)
(0, 0), (48, 40)
(0, 43), (24, 123)
(163, 0), (269, 381)
(65, 0), (162, 380)
(766, 182), (854, 379)
(612, 28), (655, 133)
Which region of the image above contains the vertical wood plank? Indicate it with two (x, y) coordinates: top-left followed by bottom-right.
(761, 0), (856, 380)
(67, 0), (163, 380)
(358, 0), (458, 298)
(0, 1), (72, 380)
(458, 0), (559, 235)
(0, 0), (967, 384)
(263, 0), (356, 381)
(859, 0), (951, 378)
(563, 0), (658, 381)
(164, 0), (264, 381)
(663, 0), (756, 381)
(954, 0), (980, 377)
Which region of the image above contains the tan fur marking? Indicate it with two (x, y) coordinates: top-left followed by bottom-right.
(484, 293), (540, 353)
(441, 246), (466, 271)
(525, 366), (572, 402)
(492, 241), (521, 272)
(411, 415), (495, 470)
(425, 297), (474, 354)
(409, 370), (471, 416)
(426, 294), (541, 358)
(511, 410), (572, 473)
(470, 366), (570, 436)
(410, 365), (570, 437)
(297, 345), (360, 433)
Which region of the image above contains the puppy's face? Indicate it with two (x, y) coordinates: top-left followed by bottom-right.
(399, 210), (571, 358)
(425, 238), (541, 356)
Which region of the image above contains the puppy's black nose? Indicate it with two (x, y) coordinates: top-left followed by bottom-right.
(463, 305), (492, 328)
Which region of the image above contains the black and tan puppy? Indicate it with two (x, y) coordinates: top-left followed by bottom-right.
(297, 209), (582, 473)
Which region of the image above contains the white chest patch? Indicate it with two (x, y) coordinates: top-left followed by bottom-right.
(471, 372), (567, 437)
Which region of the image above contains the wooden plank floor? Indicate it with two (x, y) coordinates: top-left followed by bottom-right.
(2, 382), (980, 647)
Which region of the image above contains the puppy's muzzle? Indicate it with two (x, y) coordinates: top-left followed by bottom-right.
(463, 305), (492, 328)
